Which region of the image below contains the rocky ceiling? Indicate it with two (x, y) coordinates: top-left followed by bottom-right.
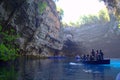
(103, 0), (120, 19)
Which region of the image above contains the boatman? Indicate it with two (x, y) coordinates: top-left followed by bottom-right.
(99, 50), (104, 60)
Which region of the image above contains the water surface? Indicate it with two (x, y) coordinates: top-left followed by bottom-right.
(0, 58), (120, 80)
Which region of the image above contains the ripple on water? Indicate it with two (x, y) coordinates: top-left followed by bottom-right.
(69, 62), (83, 66)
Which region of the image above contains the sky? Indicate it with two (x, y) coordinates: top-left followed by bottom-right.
(56, 0), (106, 23)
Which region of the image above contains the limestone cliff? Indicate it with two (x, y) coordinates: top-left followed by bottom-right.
(103, 0), (120, 19)
(0, 0), (63, 57)
(62, 0), (120, 57)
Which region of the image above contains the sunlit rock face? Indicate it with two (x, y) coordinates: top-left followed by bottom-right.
(63, 18), (120, 58)
(0, 0), (63, 57)
(105, 0), (120, 38)
(61, 27), (87, 56)
(103, 0), (120, 18)
(61, 0), (120, 58)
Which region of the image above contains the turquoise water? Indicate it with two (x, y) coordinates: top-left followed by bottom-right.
(70, 58), (120, 80)
(0, 58), (120, 80)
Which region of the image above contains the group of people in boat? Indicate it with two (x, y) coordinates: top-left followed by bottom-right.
(76, 49), (104, 61)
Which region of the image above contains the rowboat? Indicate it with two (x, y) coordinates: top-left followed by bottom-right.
(81, 59), (110, 64)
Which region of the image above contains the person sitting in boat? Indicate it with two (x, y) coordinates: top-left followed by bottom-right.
(82, 54), (87, 61)
(86, 54), (90, 61)
(99, 50), (104, 60)
(95, 50), (99, 60)
(91, 49), (95, 60)
(90, 55), (94, 61)
(81, 54), (84, 60)
(75, 54), (80, 59)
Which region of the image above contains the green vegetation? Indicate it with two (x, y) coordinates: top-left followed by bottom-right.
(38, 1), (47, 14)
(0, 25), (19, 61)
(98, 7), (110, 21)
(57, 6), (64, 20)
(118, 21), (120, 29)
(0, 66), (18, 80)
(77, 7), (109, 26)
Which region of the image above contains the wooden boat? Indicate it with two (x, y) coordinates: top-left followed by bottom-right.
(81, 59), (110, 64)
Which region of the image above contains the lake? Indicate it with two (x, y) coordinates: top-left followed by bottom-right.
(0, 57), (120, 80)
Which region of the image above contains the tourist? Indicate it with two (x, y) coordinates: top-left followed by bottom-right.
(91, 49), (95, 60)
(81, 54), (84, 61)
(99, 50), (104, 60)
(75, 54), (80, 59)
(95, 50), (99, 60)
(83, 54), (87, 61)
(91, 49), (95, 56)
(86, 54), (90, 61)
(90, 55), (94, 61)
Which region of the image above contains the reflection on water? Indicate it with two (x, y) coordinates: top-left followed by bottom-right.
(0, 65), (18, 80)
(0, 58), (120, 80)
(81, 64), (110, 80)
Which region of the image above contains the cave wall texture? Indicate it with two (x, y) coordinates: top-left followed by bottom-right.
(62, 0), (120, 57)
(0, 0), (63, 57)
(0, 0), (120, 57)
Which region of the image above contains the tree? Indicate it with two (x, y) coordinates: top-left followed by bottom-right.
(98, 7), (110, 22)
(57, 7), (64, 20)
(78, 15), (99, 25)
(76, 7), (110, 26)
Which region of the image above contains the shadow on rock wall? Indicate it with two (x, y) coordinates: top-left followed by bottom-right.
(61, 39), (87, 57)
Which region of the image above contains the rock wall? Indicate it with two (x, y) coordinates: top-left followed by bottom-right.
(0, 0), (63, 57)
(61, 0), (120, 58)
(62, 20), (120, 58)
(103, 0), (120, 18)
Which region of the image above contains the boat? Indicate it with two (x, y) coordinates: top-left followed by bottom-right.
(81, 59), (110, 64)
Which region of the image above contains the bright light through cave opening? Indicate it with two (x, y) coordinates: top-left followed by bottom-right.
(56, 0), (108, 24)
